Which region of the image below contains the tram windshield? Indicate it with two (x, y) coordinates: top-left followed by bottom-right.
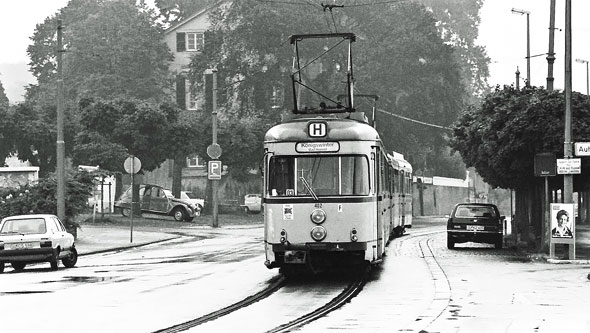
(268, 155), (369, 197)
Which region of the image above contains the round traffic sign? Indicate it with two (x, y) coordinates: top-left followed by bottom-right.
(207, 143), (222, 159)
(124, 156), (141, 174)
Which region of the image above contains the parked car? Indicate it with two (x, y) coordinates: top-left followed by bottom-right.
(0, 214), (78, 273)
(447, 203), (505, 249)
(163, 190), (204, 212)
(114, 184), (201, 222)
(242, 193), (262, 214)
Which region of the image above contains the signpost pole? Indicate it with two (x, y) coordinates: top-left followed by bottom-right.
(212, 70), (219, 228)
(124, 155), (141, 243)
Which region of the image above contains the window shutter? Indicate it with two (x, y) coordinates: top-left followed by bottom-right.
(176, 32), (186, 52)
(176, 75), (186, 109)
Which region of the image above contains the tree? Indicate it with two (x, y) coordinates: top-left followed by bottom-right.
(2, 102), (79, 176)
(72, 98), (193, 174)
(27, 0), (172, 104)
(153, 0), (218, 26)
(188, 1), (468, 177)
(450, 85), (590, 247)
(0, 80), (9, 108)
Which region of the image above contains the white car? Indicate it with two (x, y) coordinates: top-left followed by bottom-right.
(0, 214), (78, 272)
(242, 193), (262, 214)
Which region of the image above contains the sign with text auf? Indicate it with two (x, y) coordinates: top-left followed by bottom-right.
(208, 160), (222, 180)
(574, 142), (590, 156)
(556, 158), (581, 174)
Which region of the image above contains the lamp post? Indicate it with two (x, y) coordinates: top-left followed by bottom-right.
(575, 58), (589, 95)
(512, 8), (531, 87)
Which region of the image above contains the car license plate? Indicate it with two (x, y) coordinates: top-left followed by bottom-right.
(466, 225), (484, 231)
(6, 242), (35, 250)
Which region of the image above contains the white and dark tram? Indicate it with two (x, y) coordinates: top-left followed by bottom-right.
(263, 116), (413, 273)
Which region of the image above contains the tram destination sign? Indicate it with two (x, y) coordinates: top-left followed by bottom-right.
(296, 142), (340, 153)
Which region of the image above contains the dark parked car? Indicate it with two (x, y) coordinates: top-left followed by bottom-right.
(447, 203), (505, 249)
(0, 214), (78, 273)
(114, 184), (200, 222)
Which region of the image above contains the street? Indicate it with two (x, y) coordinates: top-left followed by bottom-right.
(1, 218), (589, 332)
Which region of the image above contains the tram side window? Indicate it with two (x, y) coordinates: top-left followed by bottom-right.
(268, 157), (294, 196)
(341, 156), (369, 195)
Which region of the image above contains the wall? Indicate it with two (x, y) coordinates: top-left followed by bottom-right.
(0, 167), (39, 188)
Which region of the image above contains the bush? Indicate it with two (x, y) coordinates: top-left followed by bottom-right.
(0, 170), (96, 236)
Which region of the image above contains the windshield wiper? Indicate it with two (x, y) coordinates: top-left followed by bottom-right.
(299, 177), (318, 201)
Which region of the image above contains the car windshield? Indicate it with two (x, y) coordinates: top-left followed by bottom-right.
(267, 155), (370, 197)
(184, 192), (198, 199)
(455, 206), (497, 218)
(0, 218), (46, 235)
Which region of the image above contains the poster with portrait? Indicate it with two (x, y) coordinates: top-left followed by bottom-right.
(550, 203), (575, 238)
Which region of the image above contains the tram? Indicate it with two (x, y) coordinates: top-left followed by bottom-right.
(263, 32), (412, 274)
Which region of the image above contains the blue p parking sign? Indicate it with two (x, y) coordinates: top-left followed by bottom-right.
(208, 160), (222, 180)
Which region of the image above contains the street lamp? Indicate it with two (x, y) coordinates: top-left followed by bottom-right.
(575, 58), (589, 95)
(511, 8), (531, 87)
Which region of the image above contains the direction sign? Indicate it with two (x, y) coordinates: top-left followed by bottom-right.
(123, 156), (141, 174)
(207, 143), (222, 159)
(208, 160), (222, 180)
(557, 158), (581, 175)
(574, 142), (590, 156)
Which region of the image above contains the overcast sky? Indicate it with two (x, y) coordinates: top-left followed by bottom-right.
(1, 0), (590, 101)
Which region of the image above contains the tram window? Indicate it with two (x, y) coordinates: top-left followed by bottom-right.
(268, 156), (294, 196)
(341, 156), (369, 195)
(298, 157), (339, 196)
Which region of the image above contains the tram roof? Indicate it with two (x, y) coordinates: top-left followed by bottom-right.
(264, 117), (381, 142)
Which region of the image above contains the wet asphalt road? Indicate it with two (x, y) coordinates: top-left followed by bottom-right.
(1, 218), (589, 332)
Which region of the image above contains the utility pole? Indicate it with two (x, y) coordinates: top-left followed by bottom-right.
(547, 0), (556, 91)
(564, 0), (573, 204)
(56, 19), (66, 221)
(575, 59), (589, 95)
(512, 8), (531, 86)
(515, 67), (521, 89)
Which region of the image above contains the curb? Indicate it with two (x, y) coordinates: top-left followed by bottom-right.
(78, 237), (180, 256)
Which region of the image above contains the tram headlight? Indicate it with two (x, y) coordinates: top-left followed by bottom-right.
(310, 209), (327, 224)
(310, 226), (327, 241)
(280, 229), (287, 243)
(350, 228), (358, 242)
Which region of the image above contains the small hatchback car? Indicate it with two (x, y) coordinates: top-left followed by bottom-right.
(242, 193), (262, 214)
(447, 203), (505, 249)
(0, 214), (78, 272)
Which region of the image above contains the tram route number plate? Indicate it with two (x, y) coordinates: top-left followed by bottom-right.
(466, 225), (484, 231)
(284, 250), (306, 264)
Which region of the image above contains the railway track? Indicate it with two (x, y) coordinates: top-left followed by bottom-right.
(152, 275), (287, 333)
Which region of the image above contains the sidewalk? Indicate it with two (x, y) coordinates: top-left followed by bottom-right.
(74, 225), (182, 255)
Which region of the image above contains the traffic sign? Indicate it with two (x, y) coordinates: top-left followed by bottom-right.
(557, 158), (581, 174)
(207, 143), (222, 159)
(208, 160), (222, 180)
(124, 156), (141, 174)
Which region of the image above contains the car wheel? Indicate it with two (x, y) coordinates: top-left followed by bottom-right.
(244, 207), (250, 214)
(0, 262), (4, 273)
(447, 238), (455, 249)
(172, 207), (186, 222)
(62, 246), (78, 268)
(121, 207), (130, 217)
(11, 262), (26, 271)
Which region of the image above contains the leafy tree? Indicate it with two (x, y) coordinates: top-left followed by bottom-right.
(153, 0), (217, 26)
(189, 1), (467, 177)
(450, 86), (590, 247)
(0, 80), (9, 108)
(27, 0), (172, 103)
(72, 98), (194, 174)
(1, 102), (79, 176)
(450, 86), (590, 191)
(0, 170), (96, 235)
